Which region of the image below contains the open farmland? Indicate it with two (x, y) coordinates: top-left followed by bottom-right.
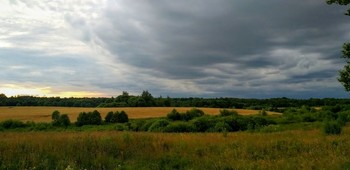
(0, 107), (280, 122)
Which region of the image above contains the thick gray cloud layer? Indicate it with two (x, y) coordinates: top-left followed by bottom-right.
(1, 0), (350, 98)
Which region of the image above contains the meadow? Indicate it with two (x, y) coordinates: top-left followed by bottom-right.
(0, 105), (349, 169)
(0, 128), (349, 170)
(0, 107), (279, 122)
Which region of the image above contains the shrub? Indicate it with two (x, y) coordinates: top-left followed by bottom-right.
(182, 108), (205, 121)
(117, 111), (129, 123)
(1, 119), (26, 129)
(76, 110), (102, 126)
(91, 110), (102, 125)
(104, 111), (114, 123)
(33, 122), (53, 131)
(167, 109), (182, 121)
(217, 116), (240, 132)
(129, 120), (146, 131)
(220, 109), (238, 117)
(148, 119), (170, 132)
(259, 109), (268, 116)
(319, 110), (338, 121)
(115, 123), (128, 131)
(52, 111), (71, 127)
(302, 113), (317, 122)
(51, 110), (60, 126)
(163, 122), (195, 133)
(212, 122), (232, 132)
(191, 116), (216, 132)
(105, 111), (129, 123)
(323, 121), (342, 135)
(337, 111), (350, 126)
(140, 119), (157, 131)
(59, 114), (71, 127)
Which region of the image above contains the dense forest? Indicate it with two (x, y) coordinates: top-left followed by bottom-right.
(1, 91), (350, 109)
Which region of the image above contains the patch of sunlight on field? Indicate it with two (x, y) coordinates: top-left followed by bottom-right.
(0, 107), (281, 122)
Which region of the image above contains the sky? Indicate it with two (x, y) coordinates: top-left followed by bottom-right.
(1, 0), (350, 98)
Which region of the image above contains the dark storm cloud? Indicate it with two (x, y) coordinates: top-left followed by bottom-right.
(2, 0), (350, 98)
(91, 0), (348, 79)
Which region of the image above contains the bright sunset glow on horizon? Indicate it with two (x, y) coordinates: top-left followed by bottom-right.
(0, 84), (106, 98)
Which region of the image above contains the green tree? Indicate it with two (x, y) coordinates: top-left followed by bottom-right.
(327, 0), (350, 15)
(141, 90), (155, 106)
(327, 0), (350, 91)
(0, 93), (7, 99)
(338, 43), (350, 91)
(59, 114), (71, 127)
(167, 109), (182, 121)
(105, 111), (114, 123)
(51, 110), (61, 126)
(90, 110), (102, 125)
(116, 110), (129, 123)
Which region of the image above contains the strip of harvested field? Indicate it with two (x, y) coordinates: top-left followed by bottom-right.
(0, 107), (280, 122)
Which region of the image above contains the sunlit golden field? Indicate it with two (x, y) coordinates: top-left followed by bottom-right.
(0, 107), (280, 122)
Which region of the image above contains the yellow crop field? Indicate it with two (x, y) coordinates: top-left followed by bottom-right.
(0, 107), (280, 122)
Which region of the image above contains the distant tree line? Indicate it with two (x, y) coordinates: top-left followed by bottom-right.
(1, 91), (350, 108)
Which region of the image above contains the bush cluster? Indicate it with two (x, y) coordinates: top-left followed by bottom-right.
(105, 111), (129, 123)
(128, 108), (276, 133)
(167, 108), (204, 121)
(76, 110), (102, 126)
(51, 110), (70, 127)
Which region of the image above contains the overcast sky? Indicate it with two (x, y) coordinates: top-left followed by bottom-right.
(1, 0), (350, 98)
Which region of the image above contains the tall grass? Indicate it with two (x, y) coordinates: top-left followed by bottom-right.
(0, 127), (350, 169)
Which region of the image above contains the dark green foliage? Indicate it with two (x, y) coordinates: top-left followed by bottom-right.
(324, 121), (342, 135)
(167, 109), (182, 121)
(327, 1), (350, 90)
(105, 111), (129, 123)
(51, 110), (61, 126)
(91, 110), (102, 125)
(337, 111), (350, 125)
(163, 122), (195, 132)
(115, 123), (129, 131)
(139, 119), (157, 131)
(220, 109), (238, 117)
(167, 108), (204, 121)
(32, 122), (53, 131)
(259, 109), (268, 116)
(104, 111), (114, 123)
(182, 108), (205, 121)
(59, 114), (70, 127)
(191, 116), (216, 132)
(76, 110), (102, 126)
(1, 120), (26, 129)
(117, 111), (129, 123)
(302, 113), (317, 122)
(148, 119), (170, 132)
(212, 122), (232, 132)
(51, 111), (71, 127)
(129, 119), (146, 131)
(217, 116), (241, 132)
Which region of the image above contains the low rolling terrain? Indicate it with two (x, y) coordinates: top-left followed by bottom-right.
(0, 107), (280, 122)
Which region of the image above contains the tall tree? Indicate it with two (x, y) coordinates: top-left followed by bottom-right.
(327, 0), (350, 91)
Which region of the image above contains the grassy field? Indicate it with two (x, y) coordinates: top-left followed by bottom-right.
(0, 127), (349, 169)
(0, 107), (280, 122)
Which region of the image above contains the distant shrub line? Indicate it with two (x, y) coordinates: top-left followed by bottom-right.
(1, 105), (349, 134)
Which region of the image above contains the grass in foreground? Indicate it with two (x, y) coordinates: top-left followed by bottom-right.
(0, 127), (349, 170)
